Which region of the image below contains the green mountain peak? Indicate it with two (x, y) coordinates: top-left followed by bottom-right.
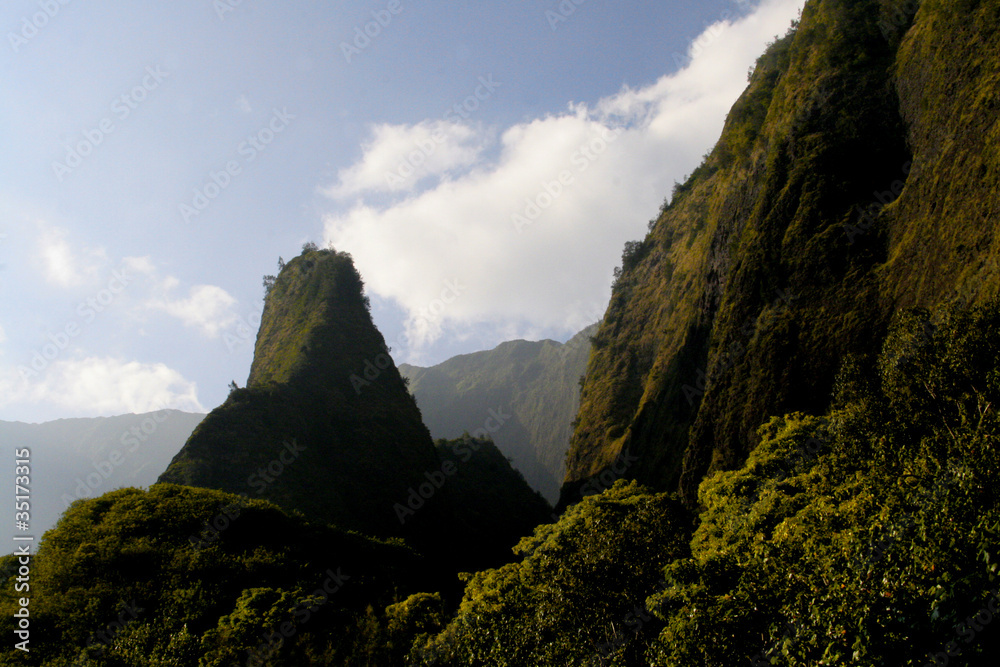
(158, 248), (447, 539)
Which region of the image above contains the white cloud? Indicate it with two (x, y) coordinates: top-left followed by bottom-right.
(0, 324), (6, 345)
(150, 283), (238, 338)
(15, 357), (204, 416)
(122, 255), (156, 276)
(38, 249), (240, 339)
(324, 120), (490, 199)
(323, 0), (804, 355)
(36, 224), (107, 288)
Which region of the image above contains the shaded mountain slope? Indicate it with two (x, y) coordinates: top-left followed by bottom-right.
(562, 0), (1000, 507)
(431, 436), (553, 568)
(399, 324), (595, 503)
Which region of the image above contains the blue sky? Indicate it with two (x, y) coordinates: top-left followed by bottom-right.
(0, 0), (803, 423)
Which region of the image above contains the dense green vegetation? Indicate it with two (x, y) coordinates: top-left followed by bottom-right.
(0, 484), (429, 666)
(405, 300), (1000, 666)
(400, 324), (597, 503)
(0, 436), (551, 666)
(6, 296), (997, 665)
(415, 481), (691, 666)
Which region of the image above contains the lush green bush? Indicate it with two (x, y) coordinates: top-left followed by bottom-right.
(416, 481), (691, 666)
(0, 484), (426, 666)
(647, 301), (1000, 665)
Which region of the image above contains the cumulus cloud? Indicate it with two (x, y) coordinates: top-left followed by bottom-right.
(36, 224), (107, 288)
(108, 256), (238, 338)
(149, 282), (239, 338)
(122, 255), (156, 277)
(15, 357), (204, 416)
(324, 120), (490, 199)
(322, 0), (804, 356)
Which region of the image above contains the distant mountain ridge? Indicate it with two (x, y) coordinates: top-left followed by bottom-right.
(400, 324), (596, 503)
(0, 410), (204, 548)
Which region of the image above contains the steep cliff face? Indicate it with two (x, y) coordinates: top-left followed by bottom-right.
(159, 249), (448, 540)
(563, 0), (1000, 506)
(400, 324), (595, 503)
